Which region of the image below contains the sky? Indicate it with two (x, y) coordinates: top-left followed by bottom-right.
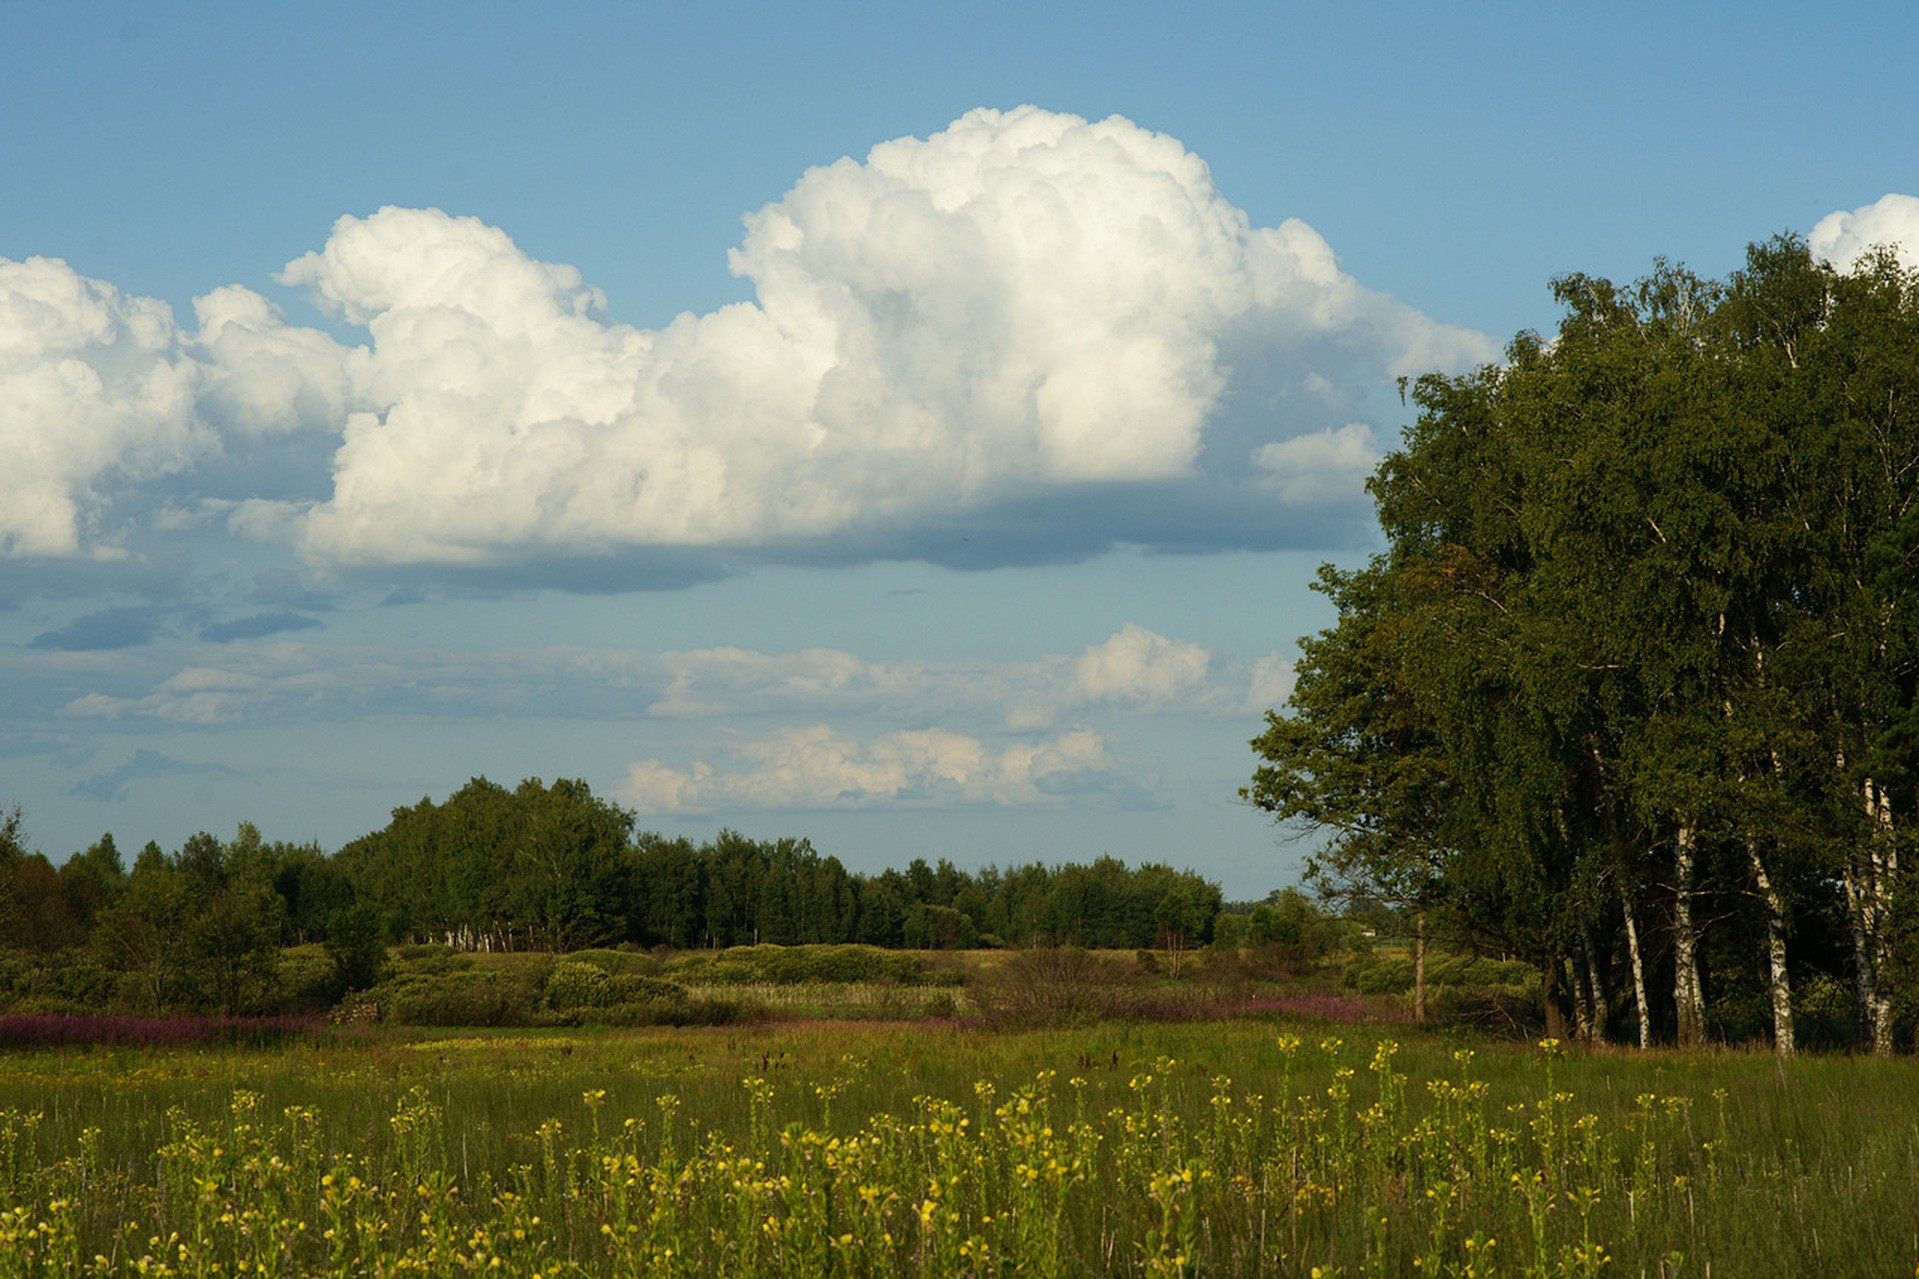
(4, 2), (1918, 899)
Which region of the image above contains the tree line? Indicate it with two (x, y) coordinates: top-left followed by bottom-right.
(0, 779), (1223, 1014)
(1249, 236), (1919, 1055)
(335, 776), (1221, 952)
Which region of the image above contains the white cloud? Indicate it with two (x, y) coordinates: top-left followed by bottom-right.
(617, 724), (1122, 813)
(265, 107), (1493, 566)
(2, 108), (1495, 570)
(1070, 622), (1213, 707)
(1247, 652), (1295, 713)
(1251, 422), (1381, 504)
(0, 257), (355, 560)
(192, 285), (365, 436)
(46, 625), (1287, 728)
(1809, 194), (1919, 272)
(0, 257), (210, 557)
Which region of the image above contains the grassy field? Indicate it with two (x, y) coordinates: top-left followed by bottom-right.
(3, 1011), (1916, 1276)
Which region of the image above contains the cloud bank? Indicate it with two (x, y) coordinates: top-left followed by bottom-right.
(4, 106), (1498, 577)
(54, 624), (1287, 729)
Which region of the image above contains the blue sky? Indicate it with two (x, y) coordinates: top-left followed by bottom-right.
(4, 2), (1917, 898)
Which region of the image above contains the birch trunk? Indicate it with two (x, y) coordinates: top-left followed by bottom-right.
(1842, 856), (1880, 1045)
(1746, 838), (1794, 1057)
(1413, 910), (1427, 1024)
(1580, 919), (1611, 1045)
(1571, 950), (1593, 1045)
(1672, 823), (1707, 1047)
(1865, 777), (1898, 1055)
(1621, 885), (1651, 1048)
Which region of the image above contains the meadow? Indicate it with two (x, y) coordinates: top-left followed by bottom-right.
(2, 1011), (1915, 1276)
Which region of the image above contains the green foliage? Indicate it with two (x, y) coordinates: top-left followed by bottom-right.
(968, 946), (1142, 1027)
(370, 971), (544, 1028)
(544, 959), (617, 1011)
(5, 1023), (1919, 1275)
(323, 902), (391, 993)
(1251, 238), (1919, 1053)
(276, 944), (346, 1011)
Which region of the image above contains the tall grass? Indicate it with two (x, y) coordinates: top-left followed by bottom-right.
(0, 1022), (1914, 1274)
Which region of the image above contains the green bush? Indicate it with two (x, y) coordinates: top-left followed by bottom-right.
(373, 972), (541, 1027)
(609, 974), (688, 1004)
(545, 960), (617, 1010)
(392, 947), (474, 977)
(566, 948), (664, 977)
(968, 947), (1141, 1028)
(276, 945), (344, 1011)
(702, 960), (759, 986)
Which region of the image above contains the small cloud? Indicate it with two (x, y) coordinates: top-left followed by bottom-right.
(200, 611), (323, 643)
(31, 606), (164, 651)
(1809, 193), (1919, 272)
(68, 748), (239, 803)
(1251, 422), (1381, 505)
(1246, 652), (1295, 714)
(1071, 623), (1213, 708)
(616, 724), (1138, 814)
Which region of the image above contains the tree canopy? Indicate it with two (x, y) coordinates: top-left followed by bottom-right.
(1251, 237), (1919, 1053)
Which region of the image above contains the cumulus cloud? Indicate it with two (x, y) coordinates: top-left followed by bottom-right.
(616, 724), (1128, 814)
(1070, 623), (1213, 707)
(3, 107), (1494, 573)
(0, 256), (354, 560)
(1809, 194), (1919, 272)
(1251, 423), (1382, 505)
(0, 258), (210, 557)
(264, 107), (1492, 568)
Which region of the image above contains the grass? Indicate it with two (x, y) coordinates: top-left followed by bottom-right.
(2, 1016), (1916, 1275)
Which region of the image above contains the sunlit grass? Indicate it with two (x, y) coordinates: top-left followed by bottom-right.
(1, 1021), (1914, 1275)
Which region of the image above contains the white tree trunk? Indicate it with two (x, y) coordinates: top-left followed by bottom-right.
(1746, 839), (1794, 1057)
(1413, 910), (1427, 1024)
(1673, 823), (1707, 1048)
(1580, 920), (1610, 1046)
(1842, 856), (1880, 1045)
(1865, 777), (1898, 1055)
(1621, 883), (1651, 1048)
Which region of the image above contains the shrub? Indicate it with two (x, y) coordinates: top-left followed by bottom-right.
(967, 947), (1141, 1028)
(276, 945), (345, 1011)
(567, 948), (665, 977)
(392, 947), (474, 977)
(545, 960), (618, 1011)
(374, 972), (541, 1027)
(610, 974), (688, 1004)
(702, 960), (759, 986)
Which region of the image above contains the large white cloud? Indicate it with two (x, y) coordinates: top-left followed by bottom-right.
(3, 106), (1497, 570)
(0, 257), (355, 559)
(1809, 193), (1919, 272)
(269, 107), (1493, 566)
(0, 257), (209, 557)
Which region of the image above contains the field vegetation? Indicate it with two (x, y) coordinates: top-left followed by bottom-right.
(3, 1013), (1915, 1276)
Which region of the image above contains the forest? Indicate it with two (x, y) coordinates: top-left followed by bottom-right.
(0, 779), (1223, 1016)
(1248, 236), (1919, 1056)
